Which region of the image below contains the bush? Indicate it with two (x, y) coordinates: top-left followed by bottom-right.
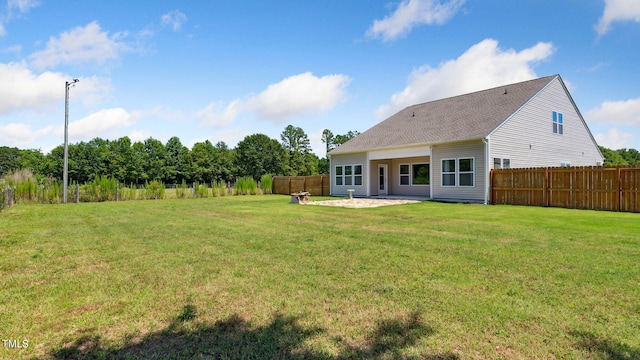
(215, 181), (230, 197)
(176, 180), (189, 198)
(234, 177), (258, 195)
(260, 174), (273, 195)
(82, 176), (117, 202)
(143, 180), (165, 200)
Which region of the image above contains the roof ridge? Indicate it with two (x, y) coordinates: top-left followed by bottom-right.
(405, 74), (557, 110)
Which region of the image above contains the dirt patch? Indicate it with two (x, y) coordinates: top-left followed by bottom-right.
(306, 198), (420, 209)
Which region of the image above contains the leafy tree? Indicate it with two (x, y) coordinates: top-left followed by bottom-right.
(191, 140), (216, 183)
(235, 134), (286, 180)
(143, 138), (167, 181)
(17, 149), (45, 174)
(42, 145), (64, 180)
(317, 157), (329, 175)
(214, 141), (235, 182)
(108, 137), (136, 183)
(165, 136), (191, 184)
(599, 146), (628, 166)
(333, 130), (360, 148)
(321, 129), (334, 157)
(616, 148), (640, 165)
(0, 146), (22, 176)
(280, 125), (315, 176)
(131, 141), (148, 184)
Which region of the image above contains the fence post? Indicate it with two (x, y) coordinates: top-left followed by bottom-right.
(75, 182), (80, 203)
(617, 166), (622, 212)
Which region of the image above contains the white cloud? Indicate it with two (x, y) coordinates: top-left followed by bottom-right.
(127, 129), (149, 143)
(196, 100), (242, 128)
(200, 72), (350, 126)
(367, 0), (465, 41)
(0, 62), (112, 114)
(375, 39), (554, 119)
(161, 10), (187, 32)
(246, 72), (350, 122)
(595, 0), (640, 35)
(53, 108), (137, 141)
(0, 61), (65, 114)
(586, 98), (640, 126)
(595, 128), (635, 149)
(0, 122), (53, 148)
(29, 21), (128, 69)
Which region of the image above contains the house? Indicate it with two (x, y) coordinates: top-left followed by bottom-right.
(328, 75), (604, 203)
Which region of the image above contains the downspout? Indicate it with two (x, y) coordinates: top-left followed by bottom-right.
(365, 152), (371, 197)
(431, 145), (436, 200)
(328, 154), (332, 196)
(482, 137), (490, 205)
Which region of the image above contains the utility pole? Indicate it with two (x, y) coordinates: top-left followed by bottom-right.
(63, 79), (79, 203)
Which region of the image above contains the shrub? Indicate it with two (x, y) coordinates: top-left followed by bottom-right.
(234, 177), (258, 195)
(143, 180), (165, 200)
(176, 180), (189, 198)
(260, 174), (273, 195)
(82, 176), (117, 202)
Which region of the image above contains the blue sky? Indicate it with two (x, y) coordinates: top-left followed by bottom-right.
(1, 0), (639, 156)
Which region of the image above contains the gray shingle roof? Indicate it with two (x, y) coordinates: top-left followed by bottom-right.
(329, 75), (558, 155)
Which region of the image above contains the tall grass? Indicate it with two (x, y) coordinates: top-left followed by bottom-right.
(1, 169), (63, 204)
(260, 174), (273, 195)
(81, 175), (117, 202)
(176, 180), (189, 198)
(119, 184), (138, 201)
(234, 177), (258, 195)
(143, 180), (165, 200)
(212, 180), (228, 197)
(193, 182), (210, 198)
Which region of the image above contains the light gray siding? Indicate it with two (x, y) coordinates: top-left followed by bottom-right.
(330, 153), (368, 196)
(432, 140), (486, 202)
(490, 77), (603, 168)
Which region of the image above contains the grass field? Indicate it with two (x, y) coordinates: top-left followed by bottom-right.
(1, 195), (639, 359)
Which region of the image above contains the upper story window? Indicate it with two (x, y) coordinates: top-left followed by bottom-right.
(553, 111), (564, 135)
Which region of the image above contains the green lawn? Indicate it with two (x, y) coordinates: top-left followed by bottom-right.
(1, 196), (639, 359)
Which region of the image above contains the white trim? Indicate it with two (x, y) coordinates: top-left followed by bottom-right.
(398, 162), (431, 187)
(399, 163), (410, 186)
(458, 157), (475, 187)
(484, 137), (490, 205)
(368, 145), (431, 160)
(410, 163), (430, 186)
(365, 153), (371, 197)
(334, 164), (363, 187)
(441, 158), (456, 187)
(441, 157), (475, 187)
(378, 164), (388, 196)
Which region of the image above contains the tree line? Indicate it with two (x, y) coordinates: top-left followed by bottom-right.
(0, 125), (359, 185)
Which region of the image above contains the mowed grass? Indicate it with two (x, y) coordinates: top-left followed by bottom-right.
(1, 196), (639, 359)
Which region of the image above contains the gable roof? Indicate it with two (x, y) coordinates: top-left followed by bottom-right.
(330, 75), (558, 155)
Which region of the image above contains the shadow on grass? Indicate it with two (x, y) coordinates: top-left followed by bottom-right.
(45, 305), (459, 360)
(571, 331), (640, 360)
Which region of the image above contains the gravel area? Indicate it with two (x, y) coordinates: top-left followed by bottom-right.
(306, 198), (421, 208)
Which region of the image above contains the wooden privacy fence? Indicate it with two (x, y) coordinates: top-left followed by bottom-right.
(272, 175), (330, 196)
(491, 166), (640, 212)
